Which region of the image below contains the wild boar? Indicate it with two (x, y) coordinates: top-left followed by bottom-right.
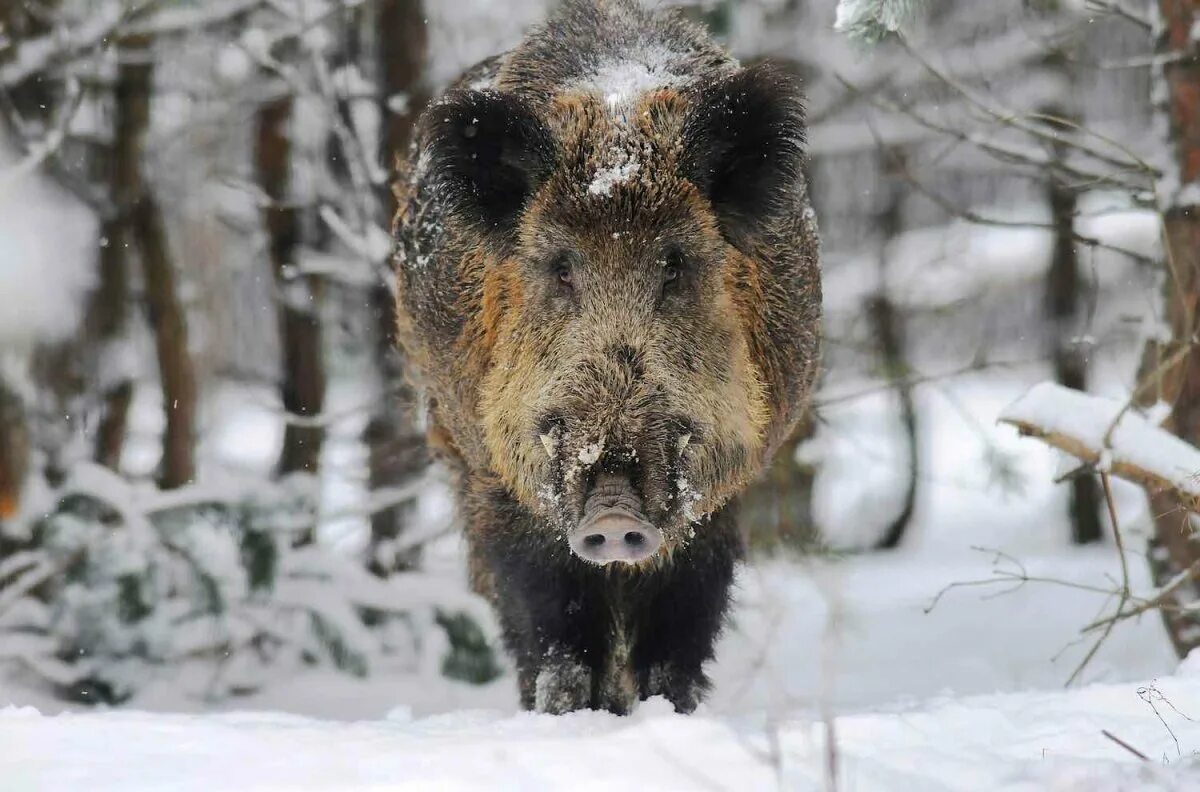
(392, 0), (820, 714)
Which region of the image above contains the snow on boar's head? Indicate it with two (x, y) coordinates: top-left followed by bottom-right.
(399, 39), (820, 567)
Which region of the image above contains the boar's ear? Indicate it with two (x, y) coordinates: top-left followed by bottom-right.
(420, 90), (558, 238)
(680, 64), (806, 239)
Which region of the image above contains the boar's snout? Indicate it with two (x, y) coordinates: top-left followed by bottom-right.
(570, 472), (662, 565)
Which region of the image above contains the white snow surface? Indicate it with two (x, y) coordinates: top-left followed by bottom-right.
(4, 670), (1200, 791)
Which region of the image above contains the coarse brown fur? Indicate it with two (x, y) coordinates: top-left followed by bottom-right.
(392, 0), (821, 714)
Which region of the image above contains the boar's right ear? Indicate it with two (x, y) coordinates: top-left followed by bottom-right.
(680, 64), (806, 240)
(420, 90), (558, 238)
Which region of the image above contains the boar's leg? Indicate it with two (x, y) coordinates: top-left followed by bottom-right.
(632, 506), (741, 714)
(481, 543), (603, 713)
(467, 489), (616, 713)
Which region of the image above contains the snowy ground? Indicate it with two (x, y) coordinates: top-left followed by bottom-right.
(5, 668), (1200, 791)
(2, 543), (1192, 790)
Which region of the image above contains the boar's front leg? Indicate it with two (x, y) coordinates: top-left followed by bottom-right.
(633, 507), (741, 714)
(470, 517), (608, 713)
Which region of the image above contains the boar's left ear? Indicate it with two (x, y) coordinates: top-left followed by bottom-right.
(420, 90), (558, 238)
(680, 64), (806, 240)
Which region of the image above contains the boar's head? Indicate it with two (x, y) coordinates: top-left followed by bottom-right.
(408, 63), (819, 566)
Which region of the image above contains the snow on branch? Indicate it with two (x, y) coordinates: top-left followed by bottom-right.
(1000, 382), (1200, 513)
(0, 2), (126, 88)
(834, 0), (929, 44)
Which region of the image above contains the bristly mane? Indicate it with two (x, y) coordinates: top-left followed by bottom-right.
(496, 0), (735, 108)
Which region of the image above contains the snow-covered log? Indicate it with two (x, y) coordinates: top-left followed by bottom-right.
(999, 382), (1200, 514)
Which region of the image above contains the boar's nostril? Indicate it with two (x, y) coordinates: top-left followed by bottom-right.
(569, 497), (662, 566)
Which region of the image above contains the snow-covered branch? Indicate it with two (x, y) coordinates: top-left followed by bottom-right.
(834, 0), (929, 44)
(999, 382), (1200, 514)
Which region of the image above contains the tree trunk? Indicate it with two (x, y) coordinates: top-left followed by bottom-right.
(378, 0), (430, 187)
(869, 294), (919, 550)
(109, 33), (197, 490)
(0, 379), (29, 527)
(256, 95), (326, 480)
(365, 0), (431, 575)
(0, 2), (48, 512)
(1140, 0), (1200, 658)
(88, 33), (154, 474)
(134, 192), (197, 489)
(1041, 102), (1103, 545)
(872, 146), (918, 551)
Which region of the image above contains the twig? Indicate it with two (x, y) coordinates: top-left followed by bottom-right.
(899, 40), (1159, 179)
(923, 546), (1122, 614)
(1083, 0), (1153, 32)
(1101, 729), (1150, 761)
(1065, 473), (1129, 686)
(838, 73), (1153, 199)
(889, 160), (1158, 268)
(1081, 559), (1200, 633)
(1138, 682), (1193, 758)
(816, 359), (1032, 408)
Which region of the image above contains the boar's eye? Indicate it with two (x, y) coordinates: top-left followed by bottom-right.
(549, 251), (576, 293)
(660, 247), (686, 292)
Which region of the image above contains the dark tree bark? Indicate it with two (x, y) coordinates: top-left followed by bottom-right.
(107, 33), (198, 489)
(871, 146), (918, 551)
(1139, 0), (1200, 658)
(365, 0), (431, 575)
(1030, 4), (1102, 544)
(0, 2), (48, 513)
(378, 0), (430, 187)
(0, 379), (29, 527)
(133, 190), (197, 490)
(869, 295), (918, 551)
(1040, 102), (1103, 545)
(256, 95), (326, 481)
(87, 33), (155, 474)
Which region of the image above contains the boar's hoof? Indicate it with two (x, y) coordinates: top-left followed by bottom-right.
(570, 473), (662, 565)
(534, 657), (591, 714)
